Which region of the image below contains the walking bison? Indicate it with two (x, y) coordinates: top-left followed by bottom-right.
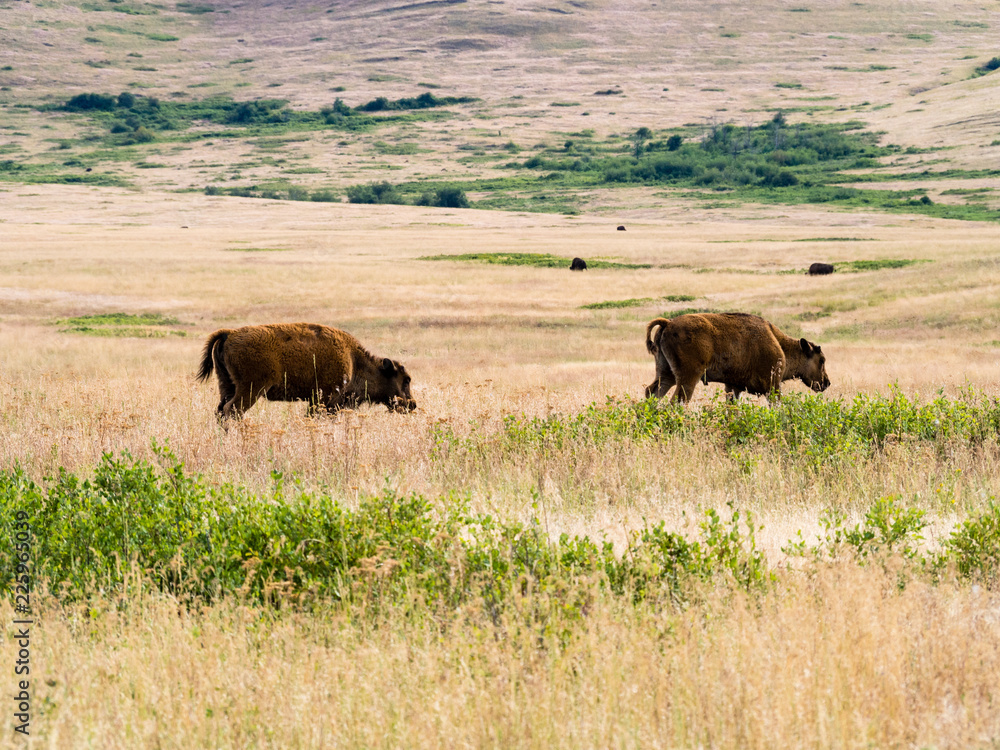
(570, 257), (588, 271)
(644, 312), (830, 403)
(196, 322), (417, 420)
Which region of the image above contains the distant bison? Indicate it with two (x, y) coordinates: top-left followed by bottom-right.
(644, 312), (830, 403)
(808, 262), (835, 275)
(617, 225), (626, 231)
(570, 257), (588, 271)
(196, 322), (416, 420)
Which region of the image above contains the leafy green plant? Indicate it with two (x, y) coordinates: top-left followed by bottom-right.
(0, 447), (773, 611)
(945, 501), (1000, 587)
(490, 389), (1000, 467)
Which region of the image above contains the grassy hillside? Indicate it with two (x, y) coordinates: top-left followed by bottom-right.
(1, 0), (999, 216)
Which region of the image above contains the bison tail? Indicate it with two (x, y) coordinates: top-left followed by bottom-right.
(645, 318), (671, 355)
(196, 329), (230, 382)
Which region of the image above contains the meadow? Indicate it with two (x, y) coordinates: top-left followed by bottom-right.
(2, 0), (1000, 747)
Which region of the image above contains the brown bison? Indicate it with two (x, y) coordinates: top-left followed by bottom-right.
(644, 312), (830, 403)
(196, 322), (416, 420)
(809, 262), (835, 275)
(570, 257), (588, 271)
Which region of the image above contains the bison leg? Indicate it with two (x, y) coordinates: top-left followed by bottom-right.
(221, 383), (264, 420)
(217, 384), (235, 418)
(672, 369), (705, 404)
(645, 369), (676, 399)
(724, 385), (743, 402)
(646, 347), (677, 399)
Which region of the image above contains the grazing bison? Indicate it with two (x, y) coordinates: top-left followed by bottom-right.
(617, 225), (626, 231)
(809, 262), (835, 275)
(570, 257), (588, 271)
(196, 322), (416, 420)
(644, 312), (830, 403)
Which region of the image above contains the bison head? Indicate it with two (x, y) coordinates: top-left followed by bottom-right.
(379, 358), (417, 412)
(798, 339), (831, 392)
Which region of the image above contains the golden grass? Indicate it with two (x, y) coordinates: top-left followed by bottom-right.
(4, 563), (999, 749)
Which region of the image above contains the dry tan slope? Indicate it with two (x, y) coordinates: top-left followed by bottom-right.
(2, 0), (1000, 160)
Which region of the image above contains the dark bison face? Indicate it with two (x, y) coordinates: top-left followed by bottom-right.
(798, 339), (831, 392)
(380, 358), (417, 412)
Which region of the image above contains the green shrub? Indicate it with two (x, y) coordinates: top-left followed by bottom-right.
(0, 448), (771, 609)
(418, 186), (469, 208)
(490, 389), (1000, 466)
(346, 181), (404, 204)
(945, 501), (1000, 587)
(66, 93), (117, 111)
(357, 91), (476, 112)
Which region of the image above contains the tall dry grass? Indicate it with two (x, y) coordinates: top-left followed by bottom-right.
(3, 562), (998, 749)
(3, 192), (1000, 746)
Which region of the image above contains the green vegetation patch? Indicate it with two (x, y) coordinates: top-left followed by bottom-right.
(420, 252), (651, 270)
(5, 444), (997, 610)
(492, 389), (1000, 467)
(971, 56), (1000, 78)
(0, 445), (774, 607)
(660, 307), (721, 318)
(177, 1), (215, 12)
(58, 312), (185, 337)
(516, 114), (886, 192)
(835, 258), (928, 272)
(45, 91), (475, 147)
(582, 294), (695, 310)
(582, 297), (655, 310)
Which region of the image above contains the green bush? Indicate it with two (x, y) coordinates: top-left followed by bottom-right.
(66, 93), (117, 111)
(357, 92), (476, 112)
(0, 448), (771, 609)
(972, 56), (1000, 77)
(346, 181), (404, 204)
(946, 501), (1000, 587)
(418, 186), (469, 208)
(490, 389), (1000, 465)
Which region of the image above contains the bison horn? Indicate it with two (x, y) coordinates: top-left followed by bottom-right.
(799, 338), (812, 355)
(381, 358), (396, 374)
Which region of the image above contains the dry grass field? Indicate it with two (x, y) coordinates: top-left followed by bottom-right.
(2, 0), (1000, 747)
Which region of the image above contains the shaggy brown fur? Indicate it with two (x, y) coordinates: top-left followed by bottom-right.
(809, 262), (835, 275)
(644, 312), (830, 403)
(196, 323), (416, 420)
